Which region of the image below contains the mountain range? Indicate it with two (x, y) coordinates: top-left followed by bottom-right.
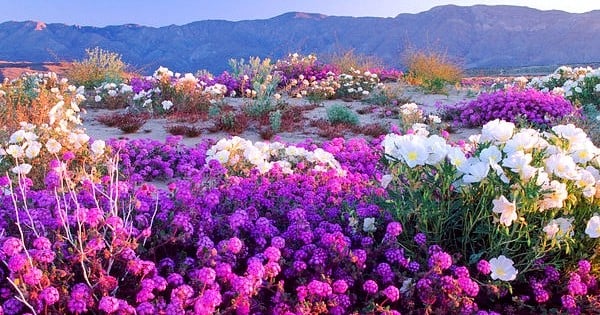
(0, 5), (599, 75)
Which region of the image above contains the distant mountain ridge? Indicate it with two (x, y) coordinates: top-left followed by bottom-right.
(0, 5), (599, 74)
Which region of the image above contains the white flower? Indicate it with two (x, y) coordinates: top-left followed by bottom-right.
(25, 141), (42, 159)
(398, 136), (429, 168)
(381, 174), (393, 189)
(503, 129), (544, 154)
(463, 161), (490, 183)
(107, 89), (117, 97)
(6, 144), (24, 159)
(425, 135), (449, 165)
(543, 222), (559, 239)
(585, 214), (600, 238)
(11, 163), (32, 175)
(539, 180), (568, 211)
(90, 140), (106, 156)
(502, 150), (536, 181)
(543, 217), (574, 239)
(479, 145), (503, 165)
(489, 255), (518, 281)
(161, 100), (173, 111)
(213, 150), (230, 164)
(570, 141), (599, 164)
(45, 139), (62, 154)
(551, 124), (588, 150)
(363, 217), (376, 233)
(94, 95), (102, 102)
(428, 114), (441, 124)
(545, 153), (580, 180)
(447, 147), (469, 173)
(9, 130), (27, 143)
(492, 195), (517, 227)
(480, 119), (515, 144)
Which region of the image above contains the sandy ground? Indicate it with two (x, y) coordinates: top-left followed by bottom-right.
(81, 83), (481, 146)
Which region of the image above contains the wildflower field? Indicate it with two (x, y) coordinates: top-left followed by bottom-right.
(0, 52), (599, 314)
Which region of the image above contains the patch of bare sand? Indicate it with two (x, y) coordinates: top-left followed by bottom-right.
(81, 83), (482, 146)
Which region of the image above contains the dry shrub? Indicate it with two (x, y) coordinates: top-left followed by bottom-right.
(66, 47), (127, 88)
(165, 124), (202, 137)
(326, 49), (382, 74)
(403, 48), (463, 93)
(211, 111), (249, 135)
(355, 123), (388, 137)
(96, 112), (149, 133)
(0, 73), (79, 134)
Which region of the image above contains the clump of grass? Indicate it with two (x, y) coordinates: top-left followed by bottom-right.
(326, 104), (360, 126)
(403, 48), (463, 94)
(66, 47), (127, 88)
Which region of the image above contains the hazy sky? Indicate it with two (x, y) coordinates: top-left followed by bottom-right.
(1, 0), (598, 27)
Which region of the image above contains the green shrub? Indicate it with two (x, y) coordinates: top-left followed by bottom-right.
(326, 104), (360, 126)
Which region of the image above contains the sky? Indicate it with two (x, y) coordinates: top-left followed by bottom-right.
(0, 0), (598, 27)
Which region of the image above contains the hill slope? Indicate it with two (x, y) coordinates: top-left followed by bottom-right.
(0, 5), (598, 74)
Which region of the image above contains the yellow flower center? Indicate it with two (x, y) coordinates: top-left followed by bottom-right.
(407, 151), (418, 161)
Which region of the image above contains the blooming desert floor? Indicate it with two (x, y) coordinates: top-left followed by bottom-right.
(82, 83), (480, 145)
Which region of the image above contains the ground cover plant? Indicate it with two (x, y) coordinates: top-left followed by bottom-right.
(1, 58), (600, 313)
(446, 88), (578, 128)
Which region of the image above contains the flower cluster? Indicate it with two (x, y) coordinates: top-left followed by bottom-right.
(205, 136), (345, 175)
(528, 65), (600, 107)
(336, 68), (382, 99)
(449, 88), (577, 127)
(382, 119), (600, 282)
(93, 82), (133, 109)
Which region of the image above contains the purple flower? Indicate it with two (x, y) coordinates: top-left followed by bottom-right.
(263, 246), (281, 262)
(196, 267), (216, 284)
(40, 286), (60, 305)
(477, 259), (492, 275)
(578, 260), (592, 275)
(382, 285), (400, 302)
(332, 279), (348, 294)
(362, 279), (379, 294)
(408, 261), (420, 273)
(215, 262), (233, 281)
(2, 298), (23, 315)
(171, 284), (195, 306)
(567, 273), (587, 296)
(385, 221), (403, 238)
(416, 278), (436, 305)
(458, 277), (480, 297)
(7, 254), (27, 272)
(428, 251), (452, 273)
(307, 280), (333, 298)
(1, 237), (22, 257)
(271, 236), (285, 249)
(376, 262), (395, 284)
(227, 237), (243, 254)
(136, 302), (155, 315)
(23, 267), (43, 285)
(544, 265), (560, 282)
(98, 296), (120, 313)
(561, 294), (578, 310)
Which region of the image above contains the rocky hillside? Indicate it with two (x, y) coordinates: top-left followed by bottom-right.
(0, 5), (598, 74)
